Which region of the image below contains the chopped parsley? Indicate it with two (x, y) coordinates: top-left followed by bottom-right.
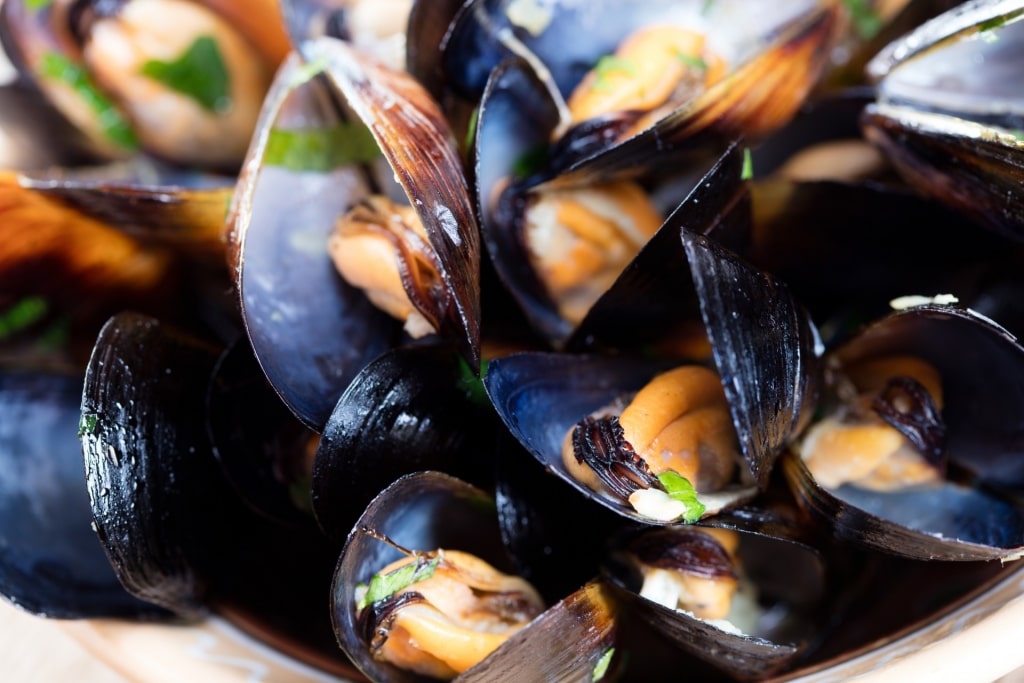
(26, 0), (54, 9)
(841, 0), (883, 40)
(591, 55), (637, 92)
(140, 36), (231, 112)
(263, 122), (381, 172)
(38, 52), (138, 150)
(657, 471), (706, 523)
(78, 414), (99, 439)
(0, 296), (47, 338)
(464, 106), (480, 153)
(357, 554), (440, 611)
(741, 147), (754, 180)
(512, 144), (550, 179)
(675, 51), (708, 71)
(592, 647), (615, 681)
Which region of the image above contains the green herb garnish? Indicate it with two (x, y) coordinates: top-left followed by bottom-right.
(26, 0), (54, 10)
(78, 413), (99, 439)
(592, 55), (637, 92)
(464, 106), (480, 152)
(592, 647), (615, 681)
(701, 0), (715, 16)
(38, 52), (138, 149)
(140, 35), (230, 112)
(741, 147), (754, 180)
(264, 122), (381, 172)
(357, 554), (440, 611)
(657, 471), (706, 523)
(841, 0), (883, 41)
(0, 296), (48, 338)
(675, 51), (708, 71)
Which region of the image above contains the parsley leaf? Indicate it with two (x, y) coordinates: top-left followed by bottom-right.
(140, 36), (230, 112)
(26, 0), (54, 9)
(675, 51), (708, 71)
(0, 296), (48, 338)
(592, 647), (615, 681)
(358, 554), (440, 611)
(264, 123), (381, 172)
(78, 414), (99, 439)
(741, 147), (754, 180)
(657, 471), (706, 523)
(38, 52), (138, 149)
(841, 0), (883, 40)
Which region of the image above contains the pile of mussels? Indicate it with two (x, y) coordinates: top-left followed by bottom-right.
(2, 0), (1024, 680)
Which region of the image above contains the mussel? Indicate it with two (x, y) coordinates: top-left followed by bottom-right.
(0, 0), (290, 168)
(860, 0), (1024, 240)
(783, 303), (1024, 561)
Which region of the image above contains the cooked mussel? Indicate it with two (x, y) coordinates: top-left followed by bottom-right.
(446, 0), (841, 172)
(784, 303), (1024, 561)
(601, 513), (827, 680)
(332, 471), (620, 682)
(860, 0), (1024, 240)
(0, 0), (290, 168)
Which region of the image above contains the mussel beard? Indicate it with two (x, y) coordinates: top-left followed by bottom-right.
(329, 195), (448, 339)
(797, 355), (948, 491)
(562, 366), (740, 522)
(354, 548), (545, 679)
(627, 527), (743, 624)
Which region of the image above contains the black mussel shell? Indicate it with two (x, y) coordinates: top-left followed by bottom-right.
(18, 159), (235, 266)
(80, 312), (357, 673)
(0, 368), (165, 618)
(685, 229), (822, 489)
(304, 36), (482, 370)
(861, 1), (1024, 240)
(602, 517), (827, 680)
(81, 311), (228, 615)
(783, 304), (1024, 561)
(405, 0), (469, 99)
(206, 336), (320, 529)
(312, 342), (497, 543)
(227, 52), (399, 431)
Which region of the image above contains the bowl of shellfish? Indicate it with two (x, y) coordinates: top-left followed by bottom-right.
(3, 0), (1024, 681)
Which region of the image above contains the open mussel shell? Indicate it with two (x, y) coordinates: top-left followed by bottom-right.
(601, 517), (827, 680)
(312, 342), (498, 542)
(861, 0), (1024, 239)
(782, 304), (1024, 561)
(475, 83), (745, 347)
(16, 158), (235, 265)
(304, 35), (482, 370)
(332, 471), (621, 683)
(484, 352), (759, 524)
(227, 52), (398, 431)
(0, 368), (166, 619)
(459, 0), (842, 185)
(0, 0), (288, 167)
(0, 81), (100, 170)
